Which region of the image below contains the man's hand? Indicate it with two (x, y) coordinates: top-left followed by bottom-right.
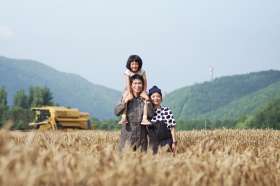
(140, 91), (149, 101)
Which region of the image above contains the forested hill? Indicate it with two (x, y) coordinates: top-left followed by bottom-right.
(0, 56), (121, 119)
(164, 70), (280, 121)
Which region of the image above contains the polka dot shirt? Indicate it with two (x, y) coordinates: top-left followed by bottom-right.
(151, 106), (176, 128)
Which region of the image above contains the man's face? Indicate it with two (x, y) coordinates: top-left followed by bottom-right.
(131, 79), (143, 94)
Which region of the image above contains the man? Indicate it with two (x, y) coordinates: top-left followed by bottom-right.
(114, 74), (153, 152)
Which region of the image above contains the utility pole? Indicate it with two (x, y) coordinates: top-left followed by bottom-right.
(209, 66), (214, 81)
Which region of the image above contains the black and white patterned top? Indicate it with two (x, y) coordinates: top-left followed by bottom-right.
(151, 106), (176, 128)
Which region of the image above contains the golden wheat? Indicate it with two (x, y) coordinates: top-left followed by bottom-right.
(0, 129), (279, 186)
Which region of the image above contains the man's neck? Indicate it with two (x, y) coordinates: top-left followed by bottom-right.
(133, 92), (140, 97)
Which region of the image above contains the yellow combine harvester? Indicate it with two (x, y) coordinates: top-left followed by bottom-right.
(29, 106), (92, 130)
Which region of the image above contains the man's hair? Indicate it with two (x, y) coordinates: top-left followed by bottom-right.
(126, 55), (143, 72)
(129, 74), (144, 86)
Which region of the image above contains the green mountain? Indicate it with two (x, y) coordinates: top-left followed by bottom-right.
(200, 81), (280, 120)
(240, 97), (280, 129)
(2, 55), (279, 122)
(164, 70), (280, 121)
(0, 56), (121, 119)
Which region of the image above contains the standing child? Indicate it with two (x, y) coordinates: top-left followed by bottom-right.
(119, 55), (151, 125)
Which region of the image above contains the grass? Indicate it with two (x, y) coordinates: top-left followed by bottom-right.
(0, 129), (279, 186)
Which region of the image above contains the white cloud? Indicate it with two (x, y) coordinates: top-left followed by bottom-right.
(0, 26), (15, 40)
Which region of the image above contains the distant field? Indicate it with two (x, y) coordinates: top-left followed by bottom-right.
(0, 129), (279, 186)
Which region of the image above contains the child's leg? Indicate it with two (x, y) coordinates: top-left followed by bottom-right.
(141, 100), (151, 125)
(118, 104), (128, 124)
(118, 90), (129, 125)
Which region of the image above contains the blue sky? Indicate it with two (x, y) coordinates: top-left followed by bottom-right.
(0, 0), (280, 92)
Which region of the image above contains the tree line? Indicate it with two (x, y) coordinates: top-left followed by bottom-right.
(0, 86), (279, 130)
(0, 86), (54, 129)
(174, 98), (280, 130)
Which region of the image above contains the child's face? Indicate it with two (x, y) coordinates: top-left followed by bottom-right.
(130, 61), (140, 72)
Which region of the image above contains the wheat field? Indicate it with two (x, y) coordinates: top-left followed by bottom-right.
(0, 129), (279, 186)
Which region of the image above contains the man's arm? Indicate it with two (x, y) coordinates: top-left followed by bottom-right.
(114, 102), (126, 116)
(114, 94), (133, 116)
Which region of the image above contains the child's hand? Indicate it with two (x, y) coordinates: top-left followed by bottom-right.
(140, 91), (149, 101)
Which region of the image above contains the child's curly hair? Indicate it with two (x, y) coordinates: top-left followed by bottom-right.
(126, 55), (143, 72)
